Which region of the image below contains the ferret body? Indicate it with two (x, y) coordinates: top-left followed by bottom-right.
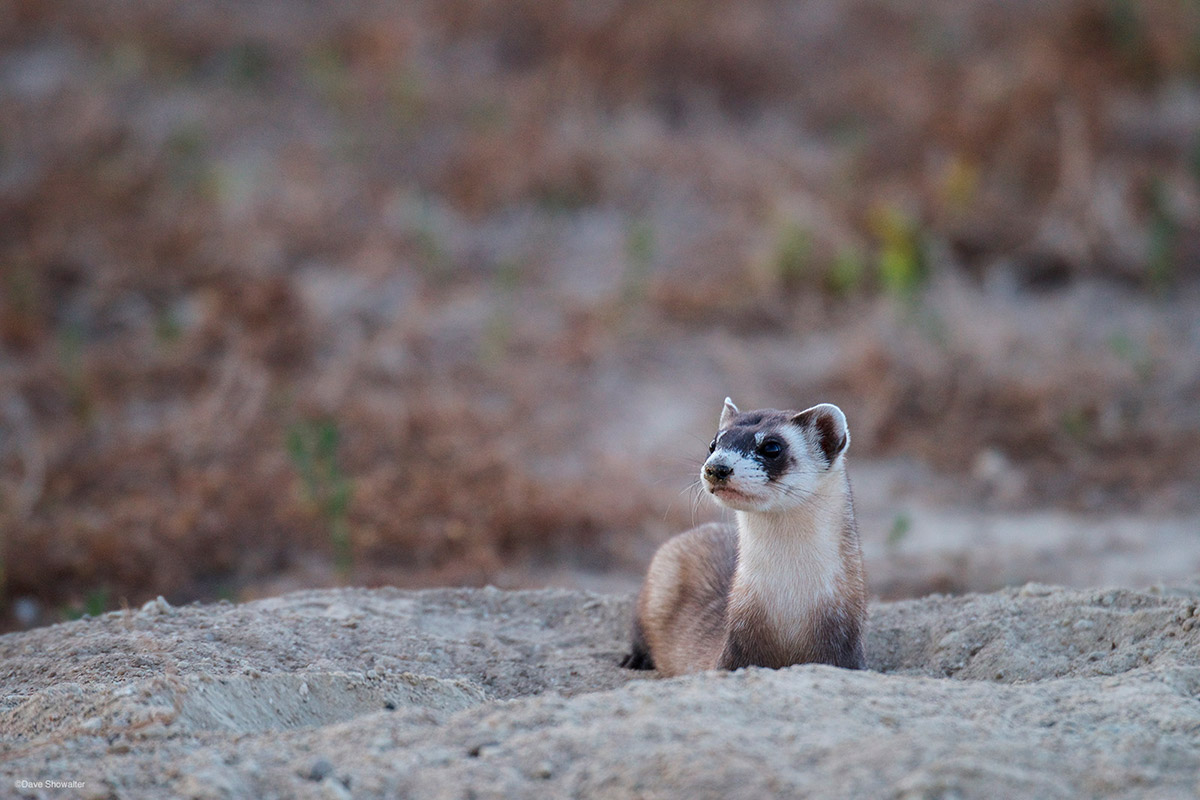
(622, 399), (867, 675)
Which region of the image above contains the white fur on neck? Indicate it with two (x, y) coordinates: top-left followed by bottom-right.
(730, 470), (848, 644)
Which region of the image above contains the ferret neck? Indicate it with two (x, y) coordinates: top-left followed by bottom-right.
(731, 469), (849, 604)
(734, 469), (848, 543)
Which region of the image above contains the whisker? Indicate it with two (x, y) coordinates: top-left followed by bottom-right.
(663, 478), (702, 521)
(690, 481), (707, 527)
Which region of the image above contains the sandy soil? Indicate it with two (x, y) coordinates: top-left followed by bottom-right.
(4, 0), (1200, 628)
(4, 585), (1200, 798)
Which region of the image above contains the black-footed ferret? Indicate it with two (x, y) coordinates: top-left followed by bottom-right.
(621, 398), (867, 675)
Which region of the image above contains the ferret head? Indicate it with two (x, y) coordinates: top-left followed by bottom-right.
(701, 398), (849, 513)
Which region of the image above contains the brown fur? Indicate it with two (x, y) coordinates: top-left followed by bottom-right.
(631, 522), (737, 675)
(627, 478), (867, 676)
(720, 508), (866, 671)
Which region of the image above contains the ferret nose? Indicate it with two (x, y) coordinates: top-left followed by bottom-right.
(704, 463), (733, 482)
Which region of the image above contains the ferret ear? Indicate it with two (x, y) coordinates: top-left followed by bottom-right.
(719, 397), (740, 429)
(792, 403), (849, 465)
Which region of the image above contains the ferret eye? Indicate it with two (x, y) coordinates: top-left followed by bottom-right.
(708, 438), (717, 454)
(759, 440), (783, 458)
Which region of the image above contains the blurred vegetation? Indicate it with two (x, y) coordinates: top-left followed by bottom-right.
(62, 588), (111, 622)
(869, 205), (928, 298)
(286, 420), (354, 575)
(886, 513), (913, 550)
(1, 0), (1199, 627)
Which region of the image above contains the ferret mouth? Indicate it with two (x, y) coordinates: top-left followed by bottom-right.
(708, 485), (755, 502)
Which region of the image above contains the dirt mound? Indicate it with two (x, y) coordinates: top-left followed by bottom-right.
(4, 586), (1200, 798)
(4, 0), (1200, 626)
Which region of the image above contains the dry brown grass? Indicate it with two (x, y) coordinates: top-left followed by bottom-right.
(2, 0), (1198, 627)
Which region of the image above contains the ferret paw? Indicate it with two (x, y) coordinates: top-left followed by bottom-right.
(619, 649), (655, 670)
